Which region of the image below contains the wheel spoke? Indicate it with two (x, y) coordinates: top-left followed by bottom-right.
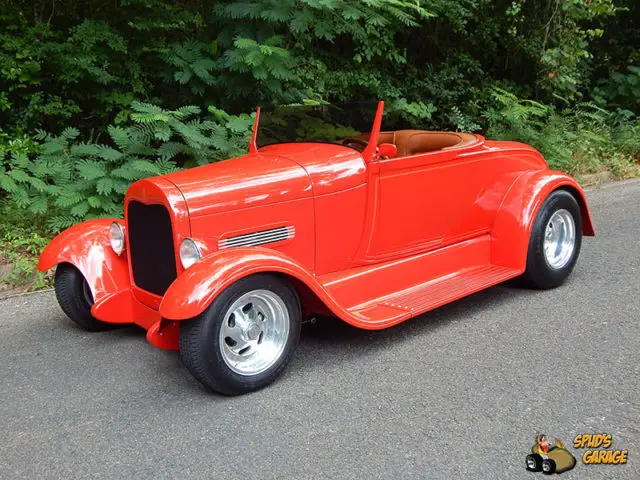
(542, 209), (576, 270)
(229, 337), (251, 355)
(218, 289), (290, 376)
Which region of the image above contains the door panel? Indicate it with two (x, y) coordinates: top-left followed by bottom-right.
(369, 151), (513, 257)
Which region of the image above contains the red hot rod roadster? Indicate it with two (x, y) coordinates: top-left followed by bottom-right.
(38, 101), (594, 395)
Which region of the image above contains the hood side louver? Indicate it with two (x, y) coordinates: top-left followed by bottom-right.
(219, 226), (295, 249)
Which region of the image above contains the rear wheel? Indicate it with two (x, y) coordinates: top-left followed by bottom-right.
(54, 264), (116, 331)
(520, 189), (582, 289)
(179, 274), (301, 395)
(526, 454), (543, 472)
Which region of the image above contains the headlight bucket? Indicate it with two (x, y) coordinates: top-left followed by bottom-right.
(179, 238), (202, 269)
(109, 222), (125, 256)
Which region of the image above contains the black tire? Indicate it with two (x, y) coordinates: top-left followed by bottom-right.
(542, 458), (556, 475)
(526, 454), (543, 472)
(179, 273), (301, 395)
(520, 189), (583, 289)
(54, 263), (117, 331)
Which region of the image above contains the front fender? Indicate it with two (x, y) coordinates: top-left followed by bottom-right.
(38, 218), (131, 303)
(160, 247), (348, 321)
(491, 170), (595, 270)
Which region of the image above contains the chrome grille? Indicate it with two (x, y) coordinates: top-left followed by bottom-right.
(127, 201), (177, 296)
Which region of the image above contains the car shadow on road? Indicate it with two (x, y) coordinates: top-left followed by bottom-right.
(289, 282), (535, 372)
(57, 282), (538, 398)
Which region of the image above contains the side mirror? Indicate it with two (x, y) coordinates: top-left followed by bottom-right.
(377, 143), (397, 158)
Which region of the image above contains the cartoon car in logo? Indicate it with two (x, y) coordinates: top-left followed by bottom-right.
(526, 435), (577, 474)
(38, 101), (595, 395)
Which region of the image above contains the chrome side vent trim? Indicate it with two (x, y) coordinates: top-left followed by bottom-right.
(219, 226), (295, 249)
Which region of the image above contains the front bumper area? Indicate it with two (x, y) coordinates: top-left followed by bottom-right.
(91, 289), (179, 350)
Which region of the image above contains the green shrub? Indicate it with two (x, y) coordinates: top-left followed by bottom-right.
(0, 101), (253, 231)
(593, 66), (640, 113)
(484, 88), (640, 178)
(0, 202), (52, 291)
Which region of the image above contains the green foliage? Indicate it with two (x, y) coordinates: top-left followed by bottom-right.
(1, 0), (633, 133)
(160, 41), (216, 95)
(593, 66), (640, 112)
(0, 0), (638, 292)
(0, 202), (52, 290)
(0, 102), (252, 231)
(485, 89), (640, 178)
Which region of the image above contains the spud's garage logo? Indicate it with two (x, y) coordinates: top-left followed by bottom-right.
(526, 434), (576, 474)
(573, 434), (628, 465)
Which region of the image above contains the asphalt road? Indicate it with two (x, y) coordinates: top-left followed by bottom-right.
(1, 180), (639, 480)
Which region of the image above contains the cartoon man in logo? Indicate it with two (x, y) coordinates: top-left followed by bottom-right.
(526, 434), (576, 474)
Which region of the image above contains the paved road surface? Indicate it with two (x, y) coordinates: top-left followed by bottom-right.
(1, 180), (639, 479)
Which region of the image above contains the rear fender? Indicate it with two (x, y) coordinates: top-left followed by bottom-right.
(491, 171), (594, 270)
(37, 219), (131, 303)
(159, 247), (349, 321)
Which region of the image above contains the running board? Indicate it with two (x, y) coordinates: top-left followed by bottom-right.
(317, 234), (522, 329)
(347, 264), (520, 328)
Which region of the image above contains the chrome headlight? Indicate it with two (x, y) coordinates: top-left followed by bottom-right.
(109, 222), (125, 256)
(179, 238), (202, 269)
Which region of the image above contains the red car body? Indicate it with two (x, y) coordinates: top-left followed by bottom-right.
(38, 102), (594, 351)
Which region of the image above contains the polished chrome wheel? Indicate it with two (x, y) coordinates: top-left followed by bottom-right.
(219, 289), (290, 376)
(543, 209), (576, 270)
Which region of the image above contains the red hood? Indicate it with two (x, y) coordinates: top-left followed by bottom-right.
(161, 150), (312, 217)
(160, 143), (367, 217)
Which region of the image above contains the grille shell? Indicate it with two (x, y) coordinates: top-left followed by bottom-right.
(127, 201), (177, 296)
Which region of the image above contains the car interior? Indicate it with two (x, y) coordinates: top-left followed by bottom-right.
(348, 130), (479, 157)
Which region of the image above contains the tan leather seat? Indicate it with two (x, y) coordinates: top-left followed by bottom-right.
(349, 130), (478, 157)
(393, 130), (478, 156)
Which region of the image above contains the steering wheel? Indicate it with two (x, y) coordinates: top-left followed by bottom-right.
(340, 138), (368, 151)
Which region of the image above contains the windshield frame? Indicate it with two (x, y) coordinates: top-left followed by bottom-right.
(251, 102), (385, 155)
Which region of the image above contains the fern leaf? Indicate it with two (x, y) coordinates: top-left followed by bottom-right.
(96, 146), (123, 162)
(108, 126), (132, 150)
(156, 142), (186, 160)
(13, 189), (31, 208)
(154, 123), (172, 141)
(132, 160), (161, 175)
(28, 177), (49, 192)
(47, 216), (78, 231)
(9, 170), (31, 183)
(111, 165), (141, 180)
(96, 178), (113, 195)
(87, 196), (102, 208)
(70, 201), (90, 217)
(226, 116), (253, 133)
(61, 127), (80, 141)
(0, 170), (18, 193)
(30, 196), (48, 215)
(54, 192), (85, 208)
(76, 160), (107, 180)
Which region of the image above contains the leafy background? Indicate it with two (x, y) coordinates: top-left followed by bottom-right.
(0, 0), (639, 290)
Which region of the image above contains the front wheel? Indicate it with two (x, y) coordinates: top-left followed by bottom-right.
(520, 189), (583, 289)
(54, 264), (117, 331)
(542, 458), (556, 474)
(179, 274), (301, 395)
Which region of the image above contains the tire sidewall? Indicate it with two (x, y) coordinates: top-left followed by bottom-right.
(542, 458), (556, 474)
(182, 274), (301, 395)
(526, 189), (583, 288)
(54, 263), (114, 330)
